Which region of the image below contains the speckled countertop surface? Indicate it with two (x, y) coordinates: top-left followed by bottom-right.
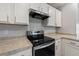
(0, 36), (32, 55)
(0, 33), (77, 55)
(45, 33), (76, 40)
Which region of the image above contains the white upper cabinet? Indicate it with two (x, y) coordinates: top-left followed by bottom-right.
(40, 3), (49, 14)
(43, 5), (62, 27)
(47, 5), (56, 26)
(56, 9), (62, 27)
(0, 3), (30, 25)
(15, 3), (29, 25)
(0, 3), (8, 23)
(30, 3), (41, 11)
(0, 3), (62, 26)
(8, 3), (15, 24)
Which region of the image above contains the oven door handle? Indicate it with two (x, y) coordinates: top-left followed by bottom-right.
(34, 41), (55, 50)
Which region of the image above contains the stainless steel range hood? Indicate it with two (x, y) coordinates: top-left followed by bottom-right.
(29, 9), (49, 20)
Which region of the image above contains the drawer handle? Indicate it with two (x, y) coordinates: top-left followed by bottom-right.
(70, 42), (76, 45)
(14, 16), (16, 23)
(7, 16), (9, 23)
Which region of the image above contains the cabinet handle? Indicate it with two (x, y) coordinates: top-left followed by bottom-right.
(14, 16), (16, 23)
(70, 42), (76, 45)
(7, 16), (9, 23)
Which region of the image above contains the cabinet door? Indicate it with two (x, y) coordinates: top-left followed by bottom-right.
(15, 3), (29, 25)
(0, 3), (8, 23)
(30, 3), (41, 11)
(8, 3), (15, 24)
(40, 3), (49, 14)
(56, 9), (62, 27)
(69, 46), (79, 56)
(62, 43), (71, 56)
(55, 39), (61, 56)
(62, 39), (79, 56)
(11, 48), (32, 56)
(47, 6), (56, 26)
(62, 43), (79, 56)
(62, 39), (71, 56)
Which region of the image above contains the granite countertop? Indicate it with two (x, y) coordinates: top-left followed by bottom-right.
(0, 36), (32, 55)
(45, 33), (76, 41)
(0, 33), (77, 55)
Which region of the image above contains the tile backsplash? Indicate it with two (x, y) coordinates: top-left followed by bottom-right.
(0, 17), (56, 37)
(0, 25), (27, 37)
(28, 17), (56, 33)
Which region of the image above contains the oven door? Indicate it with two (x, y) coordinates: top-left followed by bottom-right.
(33, 41), (55, 56)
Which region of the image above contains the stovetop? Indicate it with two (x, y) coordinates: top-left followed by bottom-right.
(26, 31), (55, 47)
(30, 36), (55, 47)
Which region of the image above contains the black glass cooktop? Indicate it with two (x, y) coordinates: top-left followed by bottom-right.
(31, 36), (55, 47)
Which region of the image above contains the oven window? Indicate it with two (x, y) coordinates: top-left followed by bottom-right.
(35, 43), (55, 56)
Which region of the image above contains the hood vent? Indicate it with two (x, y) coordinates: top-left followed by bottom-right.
(29, 9), (49, 20)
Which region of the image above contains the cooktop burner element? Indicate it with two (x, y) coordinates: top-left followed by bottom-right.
(26, 31), (55, 47)
(32, 36), (55, 47)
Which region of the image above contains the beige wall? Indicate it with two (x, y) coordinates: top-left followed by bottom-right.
(57, 4), (77, 34)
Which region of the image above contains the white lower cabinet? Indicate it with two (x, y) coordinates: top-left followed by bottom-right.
(62, 43), (72, 56)
(11, 48), (32, 56)
(55, 39), (62, 56)
(62, 39), (79, 56)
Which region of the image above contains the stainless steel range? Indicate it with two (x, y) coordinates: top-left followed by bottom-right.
(26, 30), (55, 56)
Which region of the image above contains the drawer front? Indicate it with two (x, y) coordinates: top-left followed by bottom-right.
(63, 39), (79, 47)
(11, 48), (32, 56)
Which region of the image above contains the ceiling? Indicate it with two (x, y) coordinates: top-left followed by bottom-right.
(48, 3), (68, 10)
